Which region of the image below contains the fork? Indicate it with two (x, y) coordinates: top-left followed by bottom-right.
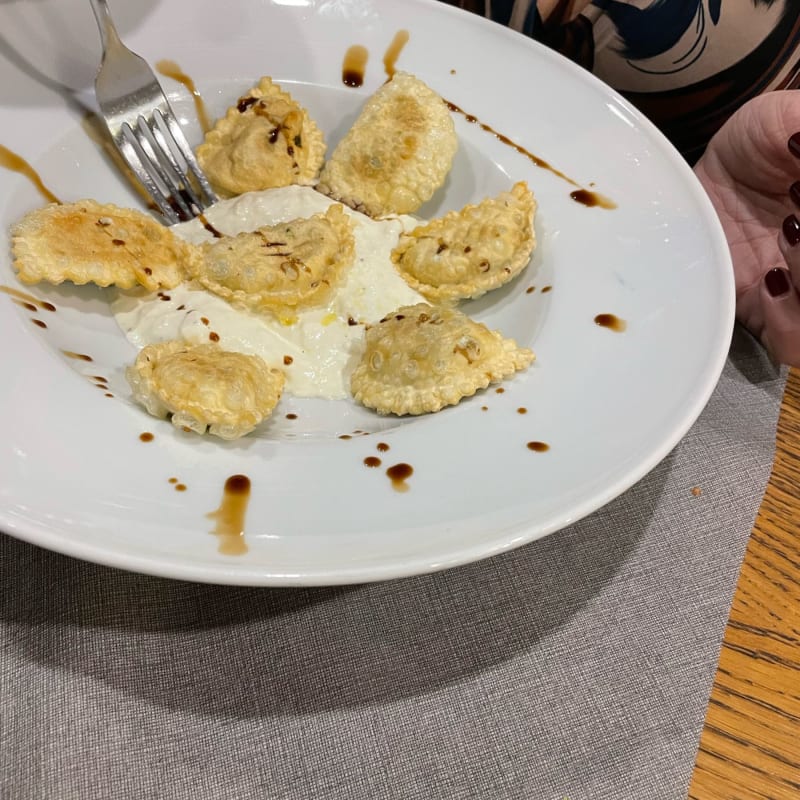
(88, 0), (217, 224)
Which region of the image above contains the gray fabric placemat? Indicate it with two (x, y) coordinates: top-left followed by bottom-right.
(0, 328), (786, 800)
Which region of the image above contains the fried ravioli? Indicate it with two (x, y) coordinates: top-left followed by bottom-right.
(190, 204), (355, 314)
(391, 182), (536, 302)
(11, 200), (196, 290)
(317, 72), (457, 217)
(350, 303), (533, 415)
(197, 77), (326, 197)
(126, 341), (285, 439)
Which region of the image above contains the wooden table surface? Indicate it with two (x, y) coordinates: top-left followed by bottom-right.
(688, 367), (800, 799)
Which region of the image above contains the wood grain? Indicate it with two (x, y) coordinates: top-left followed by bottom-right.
(688, 367), (800, 800)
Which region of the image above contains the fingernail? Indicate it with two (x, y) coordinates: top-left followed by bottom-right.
(765, 267), (791, 297)
(789, 133), (800, 158)
(791, 182), (800, 209)
(783, 214), (800, 246)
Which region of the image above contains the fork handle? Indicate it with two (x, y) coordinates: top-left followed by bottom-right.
(88, 0), (122, 53)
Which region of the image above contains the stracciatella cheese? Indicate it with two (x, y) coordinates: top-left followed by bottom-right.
(111, 186), (426, 399)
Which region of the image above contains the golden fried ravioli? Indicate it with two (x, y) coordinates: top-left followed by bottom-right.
(11, 200), (196, 291)
(126, 341), (285, 439)
(391, 182), (536, 301)
(190, 204), (355, 314)
(197, 77), (326, 197)
(317, 72), (457, 217)
(350, 303), (533, 415)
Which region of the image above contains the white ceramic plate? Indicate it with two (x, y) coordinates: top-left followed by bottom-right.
(0, 0), (733, 585)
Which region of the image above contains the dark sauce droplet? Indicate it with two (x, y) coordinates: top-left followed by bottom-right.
(376, 442), (390, 453)
(342, 66), (364, 89)
(1, 286), (57, 312)
(228, 475), (249, 491)
(237, 96), (258, 113)
(339, 434), (352, 440)
(517, 407), (527, 414)
(570, 189), (617, 210)
(527, 441), (550, 452)
(197, 212), (224, 239)
(594, 313), (627, 332)
(31, 319), (47, 329)
(283, 355), (293, 365)
(342, 44), (368, 87)
(386, 463), (413, 492)
(62, 350), (93, 362)
(0, 144), (61, 203)
(541, 285), (552, 293)
(383, 30), (410, 80)
(155, 60), (212, 134)
(139, 432), (154, 442)
(481, 405), (488, 411)
(364, 456), (382, 468)
(495, 387), (505, 394)
(169, 477), (178, 484)
(444, 100), (580, 187)
(207, 474), (251, 556)
(286, 413), (298, 420)
(175, 484), (187, 492)
(209, 331), (220, 342)
(440, 103), (615, 207)
(526, 286), (535, 294)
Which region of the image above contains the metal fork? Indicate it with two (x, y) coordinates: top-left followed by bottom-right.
(88, 0), (217, 223)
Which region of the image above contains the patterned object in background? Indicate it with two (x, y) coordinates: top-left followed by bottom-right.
(439, 0), (800, 161)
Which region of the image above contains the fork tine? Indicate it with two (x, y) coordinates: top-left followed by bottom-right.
(116, 127), (182, 224)
(157, 110), (218, 207)
(121, 122), (188, 222)
(131, 119), (195, 221)
(150, 111), (212, 211)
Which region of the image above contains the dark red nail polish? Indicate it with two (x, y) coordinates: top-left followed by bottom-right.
(791, 182), (800, 209)
(789, 133), (800, 158)
(783, 214), (800, 246)
(765, 267), (791, 298)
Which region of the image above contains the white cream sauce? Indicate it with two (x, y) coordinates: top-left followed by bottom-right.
(111, 186), (425, 399)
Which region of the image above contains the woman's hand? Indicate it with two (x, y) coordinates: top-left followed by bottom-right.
(694, 90), (800, 365)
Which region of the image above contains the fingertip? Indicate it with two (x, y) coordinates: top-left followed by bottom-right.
(759, 268), (800, 366)
(778, 226), (800, 289)
(783, 214), (800, 247)
(764, 266), (792, 298)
